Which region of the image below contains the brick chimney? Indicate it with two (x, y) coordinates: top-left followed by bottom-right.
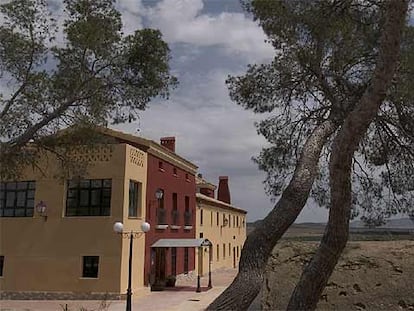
(217, 176), (231, 204)
(160, 137), (175, 152)
(196, 173), (216, 198)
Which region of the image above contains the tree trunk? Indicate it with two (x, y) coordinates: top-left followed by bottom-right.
(287, 2), (408, 310)
(207, 119), (337, 311)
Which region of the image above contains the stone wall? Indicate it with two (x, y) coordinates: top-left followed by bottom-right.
(0, 291), (123, 300)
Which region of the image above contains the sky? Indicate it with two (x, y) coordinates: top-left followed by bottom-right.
(3, 0), (413, 222)
(0, 0), (342, 223)
(1, 2), (412, 224)
(107, 0), (331, 223)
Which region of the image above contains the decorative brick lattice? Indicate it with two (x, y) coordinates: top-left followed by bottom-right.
(68, 146), (113, 162)
(129, 148), (144, 167)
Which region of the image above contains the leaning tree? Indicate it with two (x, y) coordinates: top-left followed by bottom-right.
(0, 0), (177, 179)
(208, 0), (413, 310)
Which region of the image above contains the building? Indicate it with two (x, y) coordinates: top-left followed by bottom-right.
(65, 128), (200, 288)
(139, 136), (198, 287)
(195, 175), (247, 275)
(0, 140), (149, 299)
(0, 127), (246, 298)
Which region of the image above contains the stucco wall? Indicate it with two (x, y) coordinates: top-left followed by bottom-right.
(195, 201), (247, 274)
(0, 143), (148, 297)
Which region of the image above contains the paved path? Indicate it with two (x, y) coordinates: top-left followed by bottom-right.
(0, 268), (238, 311)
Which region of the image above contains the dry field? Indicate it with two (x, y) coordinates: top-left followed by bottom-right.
(262, 240), (414, 310)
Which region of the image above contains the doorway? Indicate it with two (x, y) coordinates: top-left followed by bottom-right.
(233, 247), (236, 268)
(153, 248), (166, 290)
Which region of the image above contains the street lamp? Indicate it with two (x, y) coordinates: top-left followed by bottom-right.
(208, 245), (212, 288)
(113, 221), (150, 311)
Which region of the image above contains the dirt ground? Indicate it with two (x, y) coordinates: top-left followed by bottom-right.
(262, 240), (414, 311)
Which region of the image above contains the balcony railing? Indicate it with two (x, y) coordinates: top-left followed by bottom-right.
(184, 211), (192, 226)
(156, 207), (167, 225)
(171, 210), (180, 226)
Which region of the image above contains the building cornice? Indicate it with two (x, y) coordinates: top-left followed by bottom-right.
(98, 127), (198, 174)
(196, 193), (247, 214)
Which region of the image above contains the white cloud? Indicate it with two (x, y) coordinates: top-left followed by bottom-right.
(112, 68), (274, 220)
(144, 0), (274, 62)
(112, 65), (327, 222)
(117, 0), (145, 35)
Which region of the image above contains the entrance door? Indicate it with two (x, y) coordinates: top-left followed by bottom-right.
(155, 248), (166, 285)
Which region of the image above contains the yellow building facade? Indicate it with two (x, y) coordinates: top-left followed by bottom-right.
(0, 143), (149, 299)
(195, 176), (247, 275)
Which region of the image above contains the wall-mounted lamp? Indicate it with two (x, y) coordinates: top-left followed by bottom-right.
(155, 188), (164, 200)
(221, 218), (229, 228)
(36, 200), (48, 221)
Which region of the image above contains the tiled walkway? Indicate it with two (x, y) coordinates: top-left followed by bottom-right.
(0, 268), (237, 311)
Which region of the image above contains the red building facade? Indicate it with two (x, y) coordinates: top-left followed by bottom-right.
(92, 129), (198, 287)
(143, 138), (198, 286)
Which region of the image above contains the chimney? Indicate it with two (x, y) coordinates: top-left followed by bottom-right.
(200, 188), (215, 198)
(217, 176), (231, 204)
(160, 137), (175, 153)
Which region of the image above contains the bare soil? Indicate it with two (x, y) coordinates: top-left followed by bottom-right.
(262, 240), (414, 310)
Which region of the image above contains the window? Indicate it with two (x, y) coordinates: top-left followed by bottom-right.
(184, 196), (191, 226)
(229, 243), (231, 254)
(0, 181), (35, 217)
(129, 181), (141, 218)
(210, 211), (213, 225)
(185, 173), (189, 181)
(171, 248), (177, 276)
(237, 216), (239, 227)
(223, 243), (226, 259)
(158, 161), (164, 171)
(199, 232), (203, 238)
(156, 189), (166, 224)
(185, 196), (189, 209)
(217, 212), (219, 226)
(171, 193), (179, 225)
(216, 244), (219, 261)
(0, 256), (4, 277)
(66, 179), (111, 216)
(173, 167), (178, 176)
(200, 209), (203, 226)
(184, 247), (189, 274)
(82, 256), (99, 278)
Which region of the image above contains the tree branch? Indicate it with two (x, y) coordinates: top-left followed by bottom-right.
(287, 2), (408, 309)
(207, 118), (338, 311)
(0, 25), (37, 119)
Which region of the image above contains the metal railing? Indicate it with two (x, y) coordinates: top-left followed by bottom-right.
(156, 207), (167, 225)
(184, 211), (192, 226)
(171, 210), (180, 225)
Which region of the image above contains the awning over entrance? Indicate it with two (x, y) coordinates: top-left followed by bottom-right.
(151, 238), (212, 248)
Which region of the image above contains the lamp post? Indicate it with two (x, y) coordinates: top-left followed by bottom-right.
(196, 246), (202, 292)
(208, 245), (212, 288)
(113, 221), (150, 311)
